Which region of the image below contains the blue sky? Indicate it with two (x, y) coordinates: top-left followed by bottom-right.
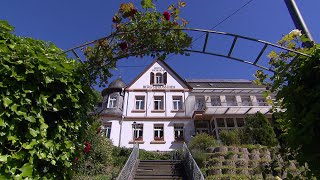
(1, 0), (319, 91)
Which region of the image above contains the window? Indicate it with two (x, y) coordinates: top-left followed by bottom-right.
(135, 96), (145, 110)
(107, 95), (117, 108)
(150, 72), (167, 85)
(104, 123), (112, 139)
(241, 96), (252, 106)
(154, 124), (164, 141)
(133, 124), (143, 141)
(236, 118), (245, 127)
(155, 73), (163, 84)
(257, 97), (267, 106)
(172, 96), (183, 111)
(216, 118), (225, 128)
(195, 96), (205, 110)
(154, 96), (164, 110)
(211, 96), (221, 106)
(174, 124), (184, 141)
(226, 96), (237, 106)
(226, 118), (235, 127)
(195, 121), (209, 134)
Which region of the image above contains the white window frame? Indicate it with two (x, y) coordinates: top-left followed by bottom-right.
(107, 95), (117, 108)
(154, 96), (164, 110)
(135, 96), (145, 110)
(155, 73), (163, 84)
(104, 123), (112, 139)
(172, 96), (183, 111)
(174, 124), (184, 141)
(133, 124), (143, 141)
(154, 124), (164, 141)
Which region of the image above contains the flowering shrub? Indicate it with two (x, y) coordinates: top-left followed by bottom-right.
(163, 11), (170, 21)
(83, 142), (91, 153)
(83, 0), (192, 87)
(74, 121), (114, 178)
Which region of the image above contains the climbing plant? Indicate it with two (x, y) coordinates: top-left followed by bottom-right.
(0, 20), (97, 179)
(255, 30), (320, 177)
(82, 0), (192, 87)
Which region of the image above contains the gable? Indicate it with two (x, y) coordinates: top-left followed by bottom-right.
(127, 60), (190, 90)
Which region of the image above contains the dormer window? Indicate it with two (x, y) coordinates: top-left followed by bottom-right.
(156, 73), (163, 84)
(107, 95), (117, 108)
(150, 72), (167, 85)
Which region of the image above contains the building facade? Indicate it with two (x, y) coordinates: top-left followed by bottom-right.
(96, 59), (272, 151)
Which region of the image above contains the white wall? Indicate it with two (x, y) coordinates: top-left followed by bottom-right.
(101, 119), (121, 146)
(119, 120), (194, 151)
(125, 91), (189, 118)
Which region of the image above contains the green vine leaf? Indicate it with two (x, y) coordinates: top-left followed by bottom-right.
(19, 163), (33, 177)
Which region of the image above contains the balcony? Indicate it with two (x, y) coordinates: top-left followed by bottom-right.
(193, 100), (271, 116)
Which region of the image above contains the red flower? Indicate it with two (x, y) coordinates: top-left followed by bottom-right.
(163, 11), (170, 21)
(131, 9), (137, 16)
(83, 141), (91, 153)
(75, 156), (79, 162)
(173, 22), (178, 26)
(119, 42), (128, 51)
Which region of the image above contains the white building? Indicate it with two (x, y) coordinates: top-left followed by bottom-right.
(96, 59), (272, 151)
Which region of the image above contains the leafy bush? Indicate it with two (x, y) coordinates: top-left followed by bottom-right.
(111, 146), (132, 167)
(0, 20), (97, 179)
(190, 149), (207, 168)
(244, 112), (278, 147)
(219, 129), (246, 146)
(139, 150), (172, 160)
(188, 133), (218, 151)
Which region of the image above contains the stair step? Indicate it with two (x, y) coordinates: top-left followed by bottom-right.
(134, 160), (184, 180)
(134, 175), (183, 179)
(139, 160), (181, 162)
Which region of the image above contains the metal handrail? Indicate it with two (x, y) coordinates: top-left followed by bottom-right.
(117, 144), (139, 180)
(181, 142), (205, 180)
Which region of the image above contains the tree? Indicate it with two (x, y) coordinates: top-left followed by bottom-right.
(244, 112), (278, 147)
(255, 29), (320, 176)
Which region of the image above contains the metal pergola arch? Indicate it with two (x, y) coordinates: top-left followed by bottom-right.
(64, 28), (311, 73)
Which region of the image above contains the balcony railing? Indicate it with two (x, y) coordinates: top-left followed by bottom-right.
(242, 102), (252, 106)
(195, 102), (206, 111)
(257, 102), (268, 106)
(193, 99), (271, 115)
(226, 101), (238, 106)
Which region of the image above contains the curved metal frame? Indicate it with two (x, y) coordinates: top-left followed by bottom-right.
(64, 28), (311, 72)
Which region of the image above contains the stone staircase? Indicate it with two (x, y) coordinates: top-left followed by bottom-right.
(134, 160), (185, 180)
